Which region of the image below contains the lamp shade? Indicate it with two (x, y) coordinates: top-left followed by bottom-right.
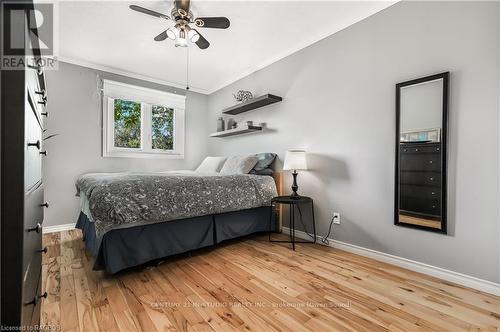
(283, 150), (307, 171)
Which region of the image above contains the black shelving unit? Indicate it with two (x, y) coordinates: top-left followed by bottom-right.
(209, 125), (262, 138)
(222, 94), (282, 115)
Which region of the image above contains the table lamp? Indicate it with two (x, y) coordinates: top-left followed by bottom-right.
(283, 150), (308, 199)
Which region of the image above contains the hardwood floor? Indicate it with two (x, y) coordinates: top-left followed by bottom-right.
(41, 230), (500, 331)
(399, 214), (441, 229)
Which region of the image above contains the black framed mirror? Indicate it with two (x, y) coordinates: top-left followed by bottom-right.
(395, 72), (449, 233)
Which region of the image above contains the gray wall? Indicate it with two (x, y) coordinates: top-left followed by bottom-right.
(207, 2), (500, 282)
(43, 62), (209, 227)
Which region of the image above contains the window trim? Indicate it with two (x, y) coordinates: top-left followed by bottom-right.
(102, 80), (185, 159)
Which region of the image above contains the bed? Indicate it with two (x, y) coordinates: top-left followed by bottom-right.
(75, 170), (282, 274)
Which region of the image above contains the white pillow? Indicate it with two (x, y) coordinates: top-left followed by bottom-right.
(219, 156), (259, 175)
(195, 156), (227, 173)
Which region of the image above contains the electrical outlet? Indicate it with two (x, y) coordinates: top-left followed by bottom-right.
(332, 212), (341, 225)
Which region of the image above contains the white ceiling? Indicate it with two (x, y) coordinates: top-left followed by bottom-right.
(57, 1), (396, 94)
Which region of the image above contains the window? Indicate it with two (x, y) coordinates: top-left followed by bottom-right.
(151, 105), (174, 150)
(114, 99), (141, 149)
(102, 80), (185, 158)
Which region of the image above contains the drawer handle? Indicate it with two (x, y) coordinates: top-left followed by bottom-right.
(28, 65), (43, 76)
(40, 202), (49, 208)
(25, 292), (47, 306)
(429, 160), (433, 164)
(27, 65), (43, 76)
(41, 112), (48, 117)
(40, 151), (48, 156)
(27, 223), (42, 233)
(27, 140), (41, 150)
(38, 100), (47, 106)
(429, 177), (435, 181)
(35, 89), (46, 98)
(38, 246), (48, 254)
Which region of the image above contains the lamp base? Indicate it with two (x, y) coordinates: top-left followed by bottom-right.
(290, 170), (300, 199)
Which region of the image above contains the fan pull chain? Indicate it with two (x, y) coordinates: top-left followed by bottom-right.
(186, 46), (190, 90)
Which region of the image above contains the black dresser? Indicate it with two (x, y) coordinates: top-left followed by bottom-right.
(1, 6), (49, 328)
(399, 142), (441, 220)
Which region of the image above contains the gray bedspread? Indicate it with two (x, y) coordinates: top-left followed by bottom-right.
(75, 172), (277, 238)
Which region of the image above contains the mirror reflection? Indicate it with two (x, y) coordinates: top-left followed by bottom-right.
(396, 73), (448, 233)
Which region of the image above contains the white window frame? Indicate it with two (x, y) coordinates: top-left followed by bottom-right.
(102, 80), (185, 159)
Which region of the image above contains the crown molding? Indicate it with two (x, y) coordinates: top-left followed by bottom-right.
(57, 56), (209, 95)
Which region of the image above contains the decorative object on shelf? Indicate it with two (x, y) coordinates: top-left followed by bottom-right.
(283, 150), (308, 199)
(209, 125), (263, 138)
(226, 118), (235, 130)
(246, 120), (253, 126)
(217, 117), (225, 132)
(233, 90), (253, 103)
(223, 94), (282, 115)
(232, 121), (238, 129)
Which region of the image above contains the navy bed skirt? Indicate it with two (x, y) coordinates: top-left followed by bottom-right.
(76, 206), (273, 274)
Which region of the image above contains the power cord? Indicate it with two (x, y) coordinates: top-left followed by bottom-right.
(296, 204), (315, 240)
(295, 204), (335, 245)
(320, 216), (335, 245)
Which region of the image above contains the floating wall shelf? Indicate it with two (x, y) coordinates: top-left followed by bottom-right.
(209, 125), (262, 138)
(222, 94), (282, 115)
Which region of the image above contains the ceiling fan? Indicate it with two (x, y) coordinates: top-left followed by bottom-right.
(130, 0), (230, 49)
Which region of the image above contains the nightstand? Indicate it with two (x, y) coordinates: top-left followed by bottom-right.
(269, 195), (316, 250)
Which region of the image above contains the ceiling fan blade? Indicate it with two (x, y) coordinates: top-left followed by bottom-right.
(129, 5), (170, 20)
(194, 30), (210, 49)
(154, 30), (168, 41)
(194, 17), (230, 29)
(175, 0), (191, 14)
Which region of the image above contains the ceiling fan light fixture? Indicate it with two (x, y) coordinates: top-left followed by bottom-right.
(188, 29), (199, 43)
(129, 0), (230, 50)
(166, 27), (177, 40)
(175, 37), (188, 47)
(175, 29), (188, 47)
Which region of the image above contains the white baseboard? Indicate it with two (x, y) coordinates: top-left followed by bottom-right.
(42, 223), (76, 234)
(282, 227), (500, 296)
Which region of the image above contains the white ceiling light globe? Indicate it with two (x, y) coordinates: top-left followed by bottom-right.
(175, 37), (188, 47)
(166, 28), (177, 40)
(188, 29), (199, 43)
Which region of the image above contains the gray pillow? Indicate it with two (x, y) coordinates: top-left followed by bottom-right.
(253, 153), (277, 171)
(220, 156), (259, 175)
